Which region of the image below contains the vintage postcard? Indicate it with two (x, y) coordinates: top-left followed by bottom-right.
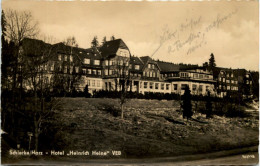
(1, 0), (259, 165)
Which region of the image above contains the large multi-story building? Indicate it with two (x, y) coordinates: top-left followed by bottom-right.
(213, 67), (253, 98)
(15, 37), (254, 97)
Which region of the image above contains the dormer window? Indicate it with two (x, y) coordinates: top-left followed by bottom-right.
(84, 58), (90, 64)
(135, 65), (140, 70)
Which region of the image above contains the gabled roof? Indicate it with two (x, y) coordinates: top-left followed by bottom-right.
(139, 56), (153, 65)
(130, 56), (144, 65)
(156, 61), (180, 72)
(99, 39), (129, 59)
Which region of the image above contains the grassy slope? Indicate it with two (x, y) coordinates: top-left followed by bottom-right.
(54, 98), (258, 158)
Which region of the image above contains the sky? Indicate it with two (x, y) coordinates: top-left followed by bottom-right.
(2, 0), (259, 71)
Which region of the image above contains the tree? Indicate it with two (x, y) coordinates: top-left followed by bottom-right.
(62, 36), (81, 93)
(203, 62), (209, 68)
(3, 9), (39, 137)
(209, 53), (216, 71)
(102, 36), (107, 45)
(112, 56), (131, 119)
(110, 35), (115, 41)
(91, 36), (99, 48)
(182, 86), (193, 120)
(206, 91), (212, 118)
(21, 38), (55, 151)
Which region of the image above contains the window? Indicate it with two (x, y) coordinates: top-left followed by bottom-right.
(153, 72), (156, 77)
(92, 80), (95, 87)
(64, 55), (67, 61)
(231, 73), (233, 77)
(155, 83), (159, 90)
(129, 64), (132, 69)
(94, 60), (100, 65)
(70, 55), (73, 62)
(231, 80), (234, 84)
(58, 54), (62, 61)
(105, 60), (108, 66)
(199, 85), (203, 92)
(105, 69), (108, 75)
(152, 64), (155, 69)
(144, 82), (148, 89)
(50, 64), (54, 71)
(149, 72), (152, 77)
(64, 66), (67, 73)
(219, 77), (221, 81)
(222, 78), (225, 82)
(119, 60), (123, 66)
(109, 60), (113, 66)
(174, 84), (178, 90)
(59, 64), (62, 71)
(192, 84), (197, 91)
(84, 58), (90, 64)
(140, 82), (142, 88)
(82, 69), (86, 74)
(75, 67), (79, 73)
(219, 85), (222, 89)
(166, 84), (170, 90)
(226, 80), (230, 83)
(194, 73), (198, 78)
(92, 70), (96, 75)
(135, 65), (140, 70)
(206, 86), (209, 91)
(150, 82), (153, 89)
(181, 84), (187, 90)
(148, 64), (151, 69)
(97, 70), (101, 75)
(87, 69), (91, 74)
(70, 66), (73, 74)
(97, 80), (101, 87)
(227, 86), (230, 90)
(161, 83), (164, 90)
(87, 80), (90, 86)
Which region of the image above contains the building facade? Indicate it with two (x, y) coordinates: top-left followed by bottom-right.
(16, 38), (254, 98)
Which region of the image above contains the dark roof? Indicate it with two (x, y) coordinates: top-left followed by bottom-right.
(99, 39), (129, 59)
(130, 56), (144, 65)
(21, 38), (53, 57)
(156, 61), (180, 72)
(139, 56), (153, 64)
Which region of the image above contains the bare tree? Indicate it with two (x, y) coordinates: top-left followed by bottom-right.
(113, 56), (131, 119)
(3, 9), (39, 137)
(21, 37), (56, 151)
(62, 36), (82, 93)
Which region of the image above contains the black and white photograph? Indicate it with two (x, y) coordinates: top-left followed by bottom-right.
(1, 0), (259, 165)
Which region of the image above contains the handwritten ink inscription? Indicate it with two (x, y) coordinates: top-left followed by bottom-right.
(154, 9), (238, 57)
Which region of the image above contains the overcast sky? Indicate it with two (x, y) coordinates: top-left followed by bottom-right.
(2, 0), (259, 71)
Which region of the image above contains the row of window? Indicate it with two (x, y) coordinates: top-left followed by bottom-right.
(143, 71), (158, 78)
(172, 84), (207, 91)
(58, 54), (73, 62)
(140, 82), (170, 90)
(219, 77), (238, 84)
(148, 64), (155, 69)
(83, 69), (102, 75)
(218, 85), (238, 91)
(84, 58), (100, 65)
(86, 80), (101, 87)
